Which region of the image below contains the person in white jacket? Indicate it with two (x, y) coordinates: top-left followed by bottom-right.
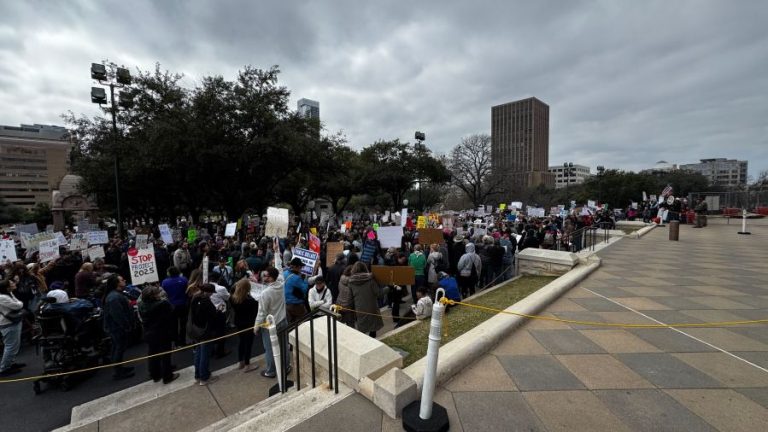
(410, 286), (433, 320)
(0, 279), (25, 377)
(308, 277), (332, 311)
(254, 266), (289, 378)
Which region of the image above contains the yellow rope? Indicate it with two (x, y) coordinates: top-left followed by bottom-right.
(439, 298), (768, 328)
(0, 323), (271, 384)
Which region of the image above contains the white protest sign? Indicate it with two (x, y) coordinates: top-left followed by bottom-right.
(87, 245), (105, 261)
(0, 240), (17, 263)
(225, 222), (237, 237)
(128, 247), (159, 285)
(159, 224), (173, 244)
(510, 201), (523, 210)
(378, 226), (403, 249)
(292, 247), (319, 275)
(39, 239), (60, 263)
(401, 208), (408, 228)
(642, 191), (648, 202)
(265, 207), (289, 238)
(88, 231), (109, 245)
(136, 234), (149, 250)
(70, 233), (89, 251)
(632, 202), (638, 210)
(588, 200), (597, 209)
(202, 256), (209, 283)
(55, 232), (67, 247)
(17, 223), (39, 235)
(443, 216), (453, 230)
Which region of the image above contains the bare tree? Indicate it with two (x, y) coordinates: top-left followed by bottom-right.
(448, 134), (505, 208)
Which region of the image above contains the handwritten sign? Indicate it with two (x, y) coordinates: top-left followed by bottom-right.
(128, 247), (159, 285)
(159, 224), (173, 244)
(377, 226), (403, 249)
(417, 228), (444, 245)
(292, 247), (318, 275)
(225, 222), (237, 237)
(136, 234), (149, 250)
(88, 231), (109, 245)
(87, 245), (105, 261)
(39, 239), (60, 263)
(70, 233), (89, 251)
(417, 216), (427, 228)
(265, 207), (289, 238)
(0, 240), (17, 263)
(401, 208), (408, 228)
(326, 242), (343, 266)
(371, 265), (415, 286)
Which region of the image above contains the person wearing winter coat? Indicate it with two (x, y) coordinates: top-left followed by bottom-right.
(344, 262), (383, 337)
(231, 279), (259, 372)
(138, 285), (179, 384)
(187, 283), (218, 385)
(253, 267), (289, 379)
(102, 274), (136, 379)
(0, 279), (25, 377)
(411, 287), (433, 320)
(308, 277), (332, 311)
(457, 243), (482, 298)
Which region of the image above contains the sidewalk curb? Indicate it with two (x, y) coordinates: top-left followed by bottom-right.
(372, 257), (601, 418)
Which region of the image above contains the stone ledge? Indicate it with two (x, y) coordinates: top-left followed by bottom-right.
(517, 248), (579, 276)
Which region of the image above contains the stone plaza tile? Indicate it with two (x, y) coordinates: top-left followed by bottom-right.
(444, 354), (517, 392)
(551, 311), (611, 330)
(544, 298), (589, 312)
(665, 389), (768, 432)
(570, 297), (628, 312)
(687, 296), (758, 310)
(679, 309), (756, 324)
(491, 329), (551, 356)
(611, 286), (676, 297)
(382, 388), (464, 432)
(523, 390), (632, 432)
(628, 328), (718, 353)
(564, 286), (601, 298)
(624, 276), (670, 287)
(579, 285), (636, 298)
(555, 354), (654, 389)
(594, 389), (717, 432)
(288, 393), (382, 432)
(647, 296), (710, 310)
(731, 352), (768, 369)
(688, 285), (752, 296)
(593, 311), (660, 325)
(452, 391), (545, 432)
(729, 326), (768, 345)
(673, 353), (768, 388)
(529, 329), (607, 354)
(727, 296), (768, 308)
(616, 353), (725, 388)
(640, 310), (707, 325)
(679, 328), (768, 352)
(689, 276), (742, 286)
(521, 313), (572, 330)
(496, 355), (585, 391)
(580, 329), (662, 353)
(735, 388), (768, 409)
(607, 296), (673, 311)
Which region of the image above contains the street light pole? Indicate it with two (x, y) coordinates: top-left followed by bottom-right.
(415, 131), (425, 211)
(597, 165), (605, 204)
(109, 83), (123, 237)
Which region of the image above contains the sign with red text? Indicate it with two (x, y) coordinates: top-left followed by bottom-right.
(127, 247), (159, 285)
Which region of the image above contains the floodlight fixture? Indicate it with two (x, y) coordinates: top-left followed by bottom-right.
(91, 87), (107, 104)
(91, 63), (107, 81)
(116, 67), (132, 85)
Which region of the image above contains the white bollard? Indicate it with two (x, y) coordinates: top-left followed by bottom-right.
(419, 288), (446, 420)
(738, 208), (751, 235)
(266, 314), (284, 392)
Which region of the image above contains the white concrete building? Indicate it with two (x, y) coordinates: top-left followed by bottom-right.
(548, 164), (591, 189)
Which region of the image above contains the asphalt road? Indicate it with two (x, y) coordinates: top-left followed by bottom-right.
(0, 333), (263, 432)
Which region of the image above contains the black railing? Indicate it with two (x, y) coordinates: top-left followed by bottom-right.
(276, 305), (340, 394)
(556, 224), (611, 253)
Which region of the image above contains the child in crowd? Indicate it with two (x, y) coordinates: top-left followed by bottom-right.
(411, 286), (433, 320)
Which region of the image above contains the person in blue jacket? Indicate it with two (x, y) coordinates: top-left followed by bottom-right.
(283, 258), (308, 323)
(437, 271), (461, 305)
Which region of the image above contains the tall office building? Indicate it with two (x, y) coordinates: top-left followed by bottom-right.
(0, 124), (71, 211)
(679, 158), (748, 187)
(297, 98), (320, 120)
(491, 97), (555, 199)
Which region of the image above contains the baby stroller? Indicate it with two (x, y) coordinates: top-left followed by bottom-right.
(31, 298), (111, 394)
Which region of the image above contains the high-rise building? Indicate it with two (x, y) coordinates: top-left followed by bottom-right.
(548, 164), (591, 189)
(0, 124), (71, 211)
(297, 98), (320, 120)
(679, 158), (748, 187)
(492, 97), (555, 199)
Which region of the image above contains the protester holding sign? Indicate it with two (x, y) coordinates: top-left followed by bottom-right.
(283, 258), (309, 323)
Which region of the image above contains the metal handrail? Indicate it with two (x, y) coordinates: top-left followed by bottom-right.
(276, 305), (340, 394)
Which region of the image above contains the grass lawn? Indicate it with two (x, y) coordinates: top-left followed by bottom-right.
(381, 275), (556, 367)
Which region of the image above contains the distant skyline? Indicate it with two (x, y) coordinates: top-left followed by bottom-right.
(1, 1), (766, 177)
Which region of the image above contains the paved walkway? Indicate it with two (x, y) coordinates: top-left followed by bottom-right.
(296, 219), (768, 432)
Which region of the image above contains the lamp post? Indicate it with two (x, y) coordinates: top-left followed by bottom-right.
(563, 162), (575, 197)
(596, 165), (605, 204)
(91, 62), (133, 237)
(415, 131), (425, 211)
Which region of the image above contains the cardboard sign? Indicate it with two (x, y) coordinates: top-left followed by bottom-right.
(39, 239), (60, 263)
(265, 207), (290, 238)
(292, 247), (318, 275)
(70, 233), (89, 251)
(326, 242), (344, 266)
(88, 230), (109, 245)
(416, 216), (427, 228)
(0, 240), (17, 263)
(377, 226), (403, 249)
(371, 265), (415, 286)
(225, 222), (237, 237)
(159, 224), (173, 244)
(87, 245), (105, 261)
(417, 228), (444, 245)
(128, 247), (159, 285)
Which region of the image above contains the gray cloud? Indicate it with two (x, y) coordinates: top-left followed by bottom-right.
(1, 0), (766, 176)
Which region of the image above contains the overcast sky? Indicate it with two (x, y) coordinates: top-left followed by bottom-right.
(1, 0), (766, 177)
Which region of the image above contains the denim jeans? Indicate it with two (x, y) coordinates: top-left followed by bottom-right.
(0, 322), (22, 372)
(193, 342), (212, 381)
(260, 321), (288, 375)
(108, 328), (128, 374)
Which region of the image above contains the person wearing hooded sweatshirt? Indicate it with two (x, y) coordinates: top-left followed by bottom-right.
(138, 285), (179, 384)
(457, 243), (482, 298)
(345, 262), (383, 337)
(254, 267), (290, 379)
(408, 244), (427, 303)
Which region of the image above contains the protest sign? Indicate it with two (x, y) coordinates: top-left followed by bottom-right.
(442, 216), (453, 230)
(510, 201), (523, 210)
(416, 216), (427, 228)
(88, 230), (109, 245)
(340, 224), (347, 234)
(265, 207), (289, 238)
(172, 229), (182, 243)
(378, 226), (403, 249)
(17, 223), (39, 235)
(136, 234), (149, 250)
(499, 203), (506, 210)
(642, 191), (648, 202)
(310, 227), (318, 236)
(401, 208), (408, 228)
(308, 233), (321, 254)
(55, 231), (67, 247)
(588, 200), (597, 209)
(372, 223), (379, 231)
(202, 256), (209, 283)
(39, 239), (60, 263)
(225, 222), (237, 237)
(159, 224), (173, 244)
(70, 233), (89, 251)
(527, 207), (545, 218)
(417, 228), (444, 245)
(292, 247), (318, 275)
(371, 265), (415, 286)
(187, 229), (197, 243)
(0, 240), (17, 263)
(21, 231), (55, 251)
(326, 242), (343, 266)
(632, 202), (638, 210)
(87, 245), (105, 261)
(128, 247), (159, 285)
